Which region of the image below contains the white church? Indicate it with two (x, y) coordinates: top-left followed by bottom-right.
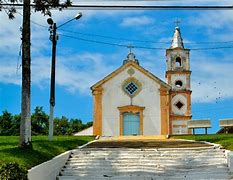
(91, 26), (192, 136)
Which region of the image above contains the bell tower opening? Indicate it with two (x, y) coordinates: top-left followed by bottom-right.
(175, 80), (183, 88)
(175, 57), (182, 67)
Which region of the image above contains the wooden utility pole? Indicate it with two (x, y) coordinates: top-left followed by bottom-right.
(20, 0), (32, 148)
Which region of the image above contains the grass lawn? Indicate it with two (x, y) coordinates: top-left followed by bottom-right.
(0, 136), (94, 169)
(173, 134), (233, 151)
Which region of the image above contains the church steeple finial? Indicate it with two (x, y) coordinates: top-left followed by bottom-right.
(123, 45), (139, 65)
(171, 21), (184, 49)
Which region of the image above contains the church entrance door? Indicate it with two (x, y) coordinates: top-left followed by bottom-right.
(123, 112), (140, 135)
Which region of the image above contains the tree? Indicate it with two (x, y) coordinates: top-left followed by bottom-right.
(69, 118), (83, 134)
(0, 0), (71, 149)
(0, 111), (13, 135)
(54, 116), (69, 135)
(31, 106), (49, 135)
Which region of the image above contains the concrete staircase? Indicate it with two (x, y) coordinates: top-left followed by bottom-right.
(57, 146), (232, 180)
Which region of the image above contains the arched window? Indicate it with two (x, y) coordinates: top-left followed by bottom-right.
(175, 57), (182, 67)
(175, 80), (183, 88)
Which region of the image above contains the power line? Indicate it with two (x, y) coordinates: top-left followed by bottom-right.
(59, 33), (233, 51)
(13, 12), (233, 51)
(16, 11), (48, 28)
(1, 3), (233, 10)
(16, 13), (233, 46)
(59, 29), (233, 45)
(59, 33), (166, 49)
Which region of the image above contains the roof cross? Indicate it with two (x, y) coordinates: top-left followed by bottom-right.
(127, 44), (135, 53)
(174, 19), (181, 27)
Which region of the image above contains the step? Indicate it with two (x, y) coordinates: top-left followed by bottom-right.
(58, 171), (231, 180)
(67, 157), (227, 163)
(73, 149), (224, 154)
(58, 147), (230, 180)
(61, 166), (229, 175)
(71, 153), (225, 158)
(65, 162), (227, 168)
(72, 152), (225, 157)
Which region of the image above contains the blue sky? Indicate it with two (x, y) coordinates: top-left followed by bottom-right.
(0, 0), (233, 133)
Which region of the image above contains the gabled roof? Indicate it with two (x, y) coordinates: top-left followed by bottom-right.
(91, 60), (171, 90)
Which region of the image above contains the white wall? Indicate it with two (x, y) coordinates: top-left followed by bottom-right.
(101, 65), (161, 136)
(28, 151), (71, 180)
(74, 126), (93, 136)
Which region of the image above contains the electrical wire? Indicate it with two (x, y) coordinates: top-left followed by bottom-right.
(59, 33), (233, 51)
(13, 9), (233, 51)
(59, 29), (233, 45)
(1, 3), (233, 10)
(13, 9), (233, 48)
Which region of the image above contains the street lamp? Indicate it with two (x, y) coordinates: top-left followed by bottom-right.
(47, 12), (82, 141)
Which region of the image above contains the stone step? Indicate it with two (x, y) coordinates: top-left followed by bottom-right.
(71, 153), (225, 158)
(61, 167), (229, 175)
(73, 149), (225, 154)
(76, 147), (222, 151)
(58, 175), (231, 180)
(77, 146), (220, 151)
(66, 162), (226, 168)
(68, 157), (226, 162)
(58, 171), (231, 180)
(61, 168), (229, 175)
(58, 146), (230, 180)
(70, 155), (226, 159)
(65, 162), (227, 168)
(72, 151), (226, 155)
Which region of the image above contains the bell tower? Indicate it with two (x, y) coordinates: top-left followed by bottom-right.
(166, 25), (192, 134)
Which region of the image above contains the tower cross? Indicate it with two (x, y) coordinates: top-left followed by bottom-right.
(174, 19), (181, 27)
(127, 44), (135, 53)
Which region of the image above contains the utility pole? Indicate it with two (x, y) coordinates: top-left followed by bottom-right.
(49, 22), (57, 141)
(20, 0), (32, 148)
(47, 13), (82, 141)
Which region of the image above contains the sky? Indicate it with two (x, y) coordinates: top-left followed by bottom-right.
(0, 0), (233, 133)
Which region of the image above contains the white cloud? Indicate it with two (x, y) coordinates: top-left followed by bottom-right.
(189, 11), (233, 30)
(191, 53), (233, 103)
(1, 7), (233, 104)
(121, 16), (154, 27)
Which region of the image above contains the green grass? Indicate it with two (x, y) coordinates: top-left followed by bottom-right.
(0, 136), (94, 169)
(173, 134), (233, 151)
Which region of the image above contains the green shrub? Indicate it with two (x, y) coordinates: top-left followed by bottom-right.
(0, 162), (27, 180)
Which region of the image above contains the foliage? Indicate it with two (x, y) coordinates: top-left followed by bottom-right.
(0, 0), (72, 19)
(0, 107), (93, 136)
(31, 106), (49, 135)
(0, 136), (94, 169)
(0, 162), (28, 180)
(173, 134), (233, 151)
(54, 116), (69, 135)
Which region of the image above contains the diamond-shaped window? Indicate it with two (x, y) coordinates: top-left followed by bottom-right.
(175, 101), (184, 109)
(124, 82), (138, 96)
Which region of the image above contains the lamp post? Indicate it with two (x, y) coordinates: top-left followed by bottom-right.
(47, 13), (82, 141)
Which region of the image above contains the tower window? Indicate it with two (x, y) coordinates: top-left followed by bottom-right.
(175, 101), (184, 110)
(175, 57), (182, 67)
(175, 80), (183, 88)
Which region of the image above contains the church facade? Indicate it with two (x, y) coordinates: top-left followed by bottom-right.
(91, 26), (192, 136)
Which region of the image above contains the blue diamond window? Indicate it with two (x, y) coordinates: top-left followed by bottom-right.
(124, 82), (139, 96)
